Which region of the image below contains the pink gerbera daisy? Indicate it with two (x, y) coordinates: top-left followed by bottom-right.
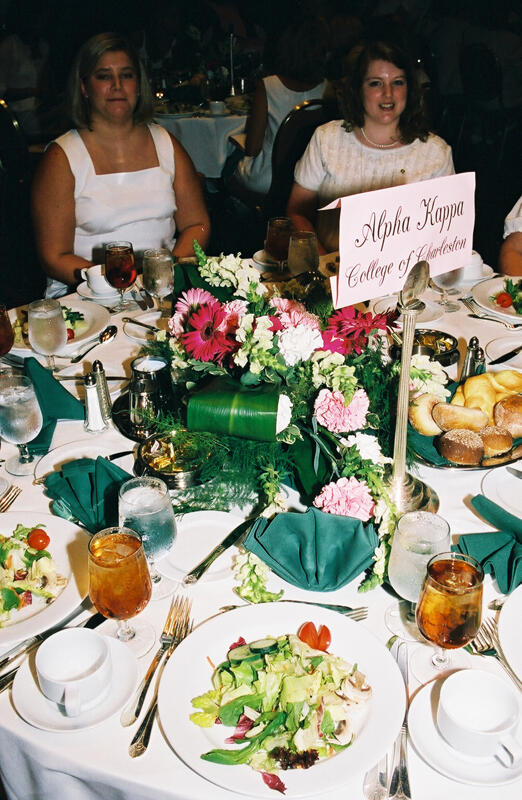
(169, 288), (216, 338)
(182, 301), (229, 362)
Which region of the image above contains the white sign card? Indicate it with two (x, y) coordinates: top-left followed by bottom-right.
(325, 172), (476, 309)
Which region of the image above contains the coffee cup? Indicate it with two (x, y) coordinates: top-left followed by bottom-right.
(80, 264), (113, 295)
(36, 629), (112, 717)
(209, 100), (226, 115)
(437, 669), (522, 767)
(460, 250), (484, 282)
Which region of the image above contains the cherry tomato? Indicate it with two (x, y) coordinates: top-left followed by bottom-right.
(297, 621), (332, 651)
(495, 292), (513, 308)
(27, 528), (50, 550)
(66, 328), (74, 341)
(316, 625), (332, 651)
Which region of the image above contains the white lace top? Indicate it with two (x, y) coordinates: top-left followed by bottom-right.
(504, 196), (522, 237)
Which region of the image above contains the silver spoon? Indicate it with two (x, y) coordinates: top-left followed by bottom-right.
(69, 325), (117, 363)
(399, 260), (429, 309)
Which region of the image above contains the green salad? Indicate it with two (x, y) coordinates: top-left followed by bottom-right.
(0, 523), (67, 626)
(190, 631), (371, 792)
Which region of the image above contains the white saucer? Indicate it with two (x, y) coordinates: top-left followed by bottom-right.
(12, 635), (138, 731)
(481, 466), (522, 517)
(408, 679), (522, 785)
(76, 281), (119, 305)
(485, 335), (522, 369)
(373, 296), (443, 325)
(253, 249), (278, 269)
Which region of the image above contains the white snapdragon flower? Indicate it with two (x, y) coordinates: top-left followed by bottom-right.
(311, 349), (345, 387)
(409, 354), (450, 401)
(277, 325), (323, 367)
(372, 542), (387, 580)
(261, 492), (289, 517)
(342, 432), (392, 465)
(252, 316), (274, 349)
(235, 313), (254, 343)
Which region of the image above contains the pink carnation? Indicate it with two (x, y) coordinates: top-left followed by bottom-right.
(314, 388), (369, 433)
(270, 297), (320, 330)
(313, 476), (375, 521)
(169, 288), (216, 337)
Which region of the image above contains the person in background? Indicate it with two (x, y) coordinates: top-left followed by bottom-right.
(286, 39), (454, 254)
(499, 196), (522, 276)
(31, 32), (210, 298)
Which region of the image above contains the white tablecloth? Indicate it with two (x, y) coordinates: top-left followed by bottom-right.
(155, 113), (247, 178)
(0, 283), (521, 800)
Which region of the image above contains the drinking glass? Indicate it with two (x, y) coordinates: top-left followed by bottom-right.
(0, 305), (14, 357)
(412, 552), (483, 682)
(88, 526), (154, 657)
(385, 511), (451, 642)
(27, 299), (67, 370)
(0, 375), (43, 475)
(118, 476), (177, 600)
(265, 217), (293, 272)
(287, 231), (319, 276)
(105, 241), (136, 311)
(142, 248), (174, 317)
(431, 269), (462, 312)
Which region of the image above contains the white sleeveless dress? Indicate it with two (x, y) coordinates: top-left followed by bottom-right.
(46, 123), (176, 297)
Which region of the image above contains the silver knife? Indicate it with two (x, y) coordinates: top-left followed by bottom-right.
(183, 518), (254, 585)
(131, 289), (147, 311)
(54, 375), (128, 381)
(388, 640), (411, 799)
(489, 343), (522, 365)
(507, 466), (522, 480)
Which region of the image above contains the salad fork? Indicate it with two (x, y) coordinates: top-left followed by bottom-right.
(460, 297), (522, 329)
(129, 601), (192, 757)
(120, 594), (187, 727)
(219, 601), (368, 621)
(0, 484), (21, 512)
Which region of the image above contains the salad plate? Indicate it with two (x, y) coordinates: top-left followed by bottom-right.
(157, 602), (405, 797)
(481, 466), (522, 517)
(485, 335), (522, 369)
(12, 635), (138, 731)
(408, 679), (522, 785)
(9, 300), (110, 356)
(0, 512), (88, 646)
(158, 511), (245, 583)
(253, 250), (278, 270)
(33, 439), (135, 483)
(498, 584), (522, 680)
(123, 311), (169, 344)
(471, 277), (522, 321)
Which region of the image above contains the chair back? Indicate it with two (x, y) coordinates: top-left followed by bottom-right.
(0, 99), (31, 178)
(459, 43), (503, 107)
(263, 99), (338, 218)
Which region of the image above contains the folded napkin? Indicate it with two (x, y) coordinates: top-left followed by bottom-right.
(43, 456), (131, 533)
(243, 507), (379, 592)
(455, 495), (522, 594)
(23, 357), (84, 454)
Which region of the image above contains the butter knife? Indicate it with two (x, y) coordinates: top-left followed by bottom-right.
(121, 317), (160, 333)
(183, 518), (254, 584)
(388, 640), (411, 799)
(131, 289), (147, 311)
(489, 343), (522, 365)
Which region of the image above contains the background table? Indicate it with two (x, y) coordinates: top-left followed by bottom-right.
(0, 281), (521, 800)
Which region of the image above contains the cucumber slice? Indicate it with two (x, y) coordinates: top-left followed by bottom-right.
(227, 644), (253, 662)
(249, 638), (278, 654)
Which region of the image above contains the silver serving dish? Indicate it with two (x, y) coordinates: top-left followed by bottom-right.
(134, 431), (209, 489)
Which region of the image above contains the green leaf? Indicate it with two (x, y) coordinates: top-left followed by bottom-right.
(321, 709), (335, 736)
(219, 693), (263, 727)
(1, 587), (21, 611)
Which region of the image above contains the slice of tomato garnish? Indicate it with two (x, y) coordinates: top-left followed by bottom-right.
(316, 625), (332, 651)
(495, 292), (513, 308)
(297, 621), (332, 651)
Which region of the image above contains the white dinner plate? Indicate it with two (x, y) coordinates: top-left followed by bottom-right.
(471, 277), (522, 321)
(9, 300), (110, 356)
(159, 511), (245, 583)
(123, 311), (169, 344)
(0, 512), (88, 646)
(485, 335), (522, 369)
(408, 678), (522, 785)
(76, 281), (119, 303)
(373, 295), (443, 325)
(498, 584), (522, 680)
(253, 250), (278, 269)
(481, 467), (522, 517)
(157, 602), (405, 798)
(33, 439), (135, 483)
(12, 635), (138, 731)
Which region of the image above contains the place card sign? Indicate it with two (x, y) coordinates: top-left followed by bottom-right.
(324, 173), (476, 309)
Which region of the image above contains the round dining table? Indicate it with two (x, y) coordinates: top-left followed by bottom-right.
(0, 273), (521, 800)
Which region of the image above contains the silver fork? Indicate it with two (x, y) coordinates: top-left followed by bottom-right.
(120, 594), (186, 727)
(219, 601), (368, 621)
(129, 600), (192, 757)
(0, 485), (21, 512)
(470, 618), (522, 691)
(460, 297), (522, 329)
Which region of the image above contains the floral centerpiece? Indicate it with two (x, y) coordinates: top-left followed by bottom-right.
(145, 247), (416, 589)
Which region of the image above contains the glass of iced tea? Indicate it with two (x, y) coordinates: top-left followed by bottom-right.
(105, 241), (136, 311)
(0, 305), (14, 357)
(412, 552), (483, 682)
(88, 526), (154, 656)
(265, 217), (293, 272)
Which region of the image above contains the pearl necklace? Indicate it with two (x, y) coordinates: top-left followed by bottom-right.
(360, 127), (400, 149)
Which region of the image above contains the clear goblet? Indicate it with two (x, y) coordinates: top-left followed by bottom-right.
(431, 268), (462, 312)
(118, 476), (177, 600)
(27, 299), (67, 370)
(88, 526), (154, 657)
(287, 231), (319, 276)
(0, 375), (43, 475)
(384, 511), (451, 642)
(105, 241), (136, 312)
(142, 248), (174, 317)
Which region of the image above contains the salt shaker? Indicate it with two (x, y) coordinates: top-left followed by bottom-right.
(460, 336), (479, 382)
(473, 347), (486, 375)
(92, 360), (112, 424)
(84, 373), (107, 433)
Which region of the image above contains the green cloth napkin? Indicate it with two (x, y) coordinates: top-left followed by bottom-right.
(243, 507), (379, 592)
(455, 495), (522, 594)
(43, 456), (131, 533)
(23, 357), (84, 454)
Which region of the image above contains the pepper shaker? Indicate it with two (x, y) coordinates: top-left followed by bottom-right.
(473, 346), (486, 375)
(84, 373), (107, 433)
(92, 360), (112, 424)
(460, 336), (479, 382)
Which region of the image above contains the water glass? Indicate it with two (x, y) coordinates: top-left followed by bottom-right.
(27, 299), (67, 370)
(431, 269), (462, 312)
(105, 241), (136, 311)
(142, 248), (174, 316)
(0, 374), (43, 475)
(287, 231), (319, 275)
(118, 476), (177, 600)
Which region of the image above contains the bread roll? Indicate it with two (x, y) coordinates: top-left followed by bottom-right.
(479, 426), (513, 457)
(432, 402), (489, 432)
(451, 386), (465, 407)
(493, 394), (522, 438)
(438, 429), (484, 465)
(408, 394), (443, 436)
(489, 370), (522, 394)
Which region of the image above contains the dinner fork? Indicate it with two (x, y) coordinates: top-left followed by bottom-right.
(129, 600), (192, 757)
(219, 601), (368, 621)
(470, 618), (522, 691)
(460, 297), (522, 329)
(0, 485), (21, 512)
(120, 594), (187, 727)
